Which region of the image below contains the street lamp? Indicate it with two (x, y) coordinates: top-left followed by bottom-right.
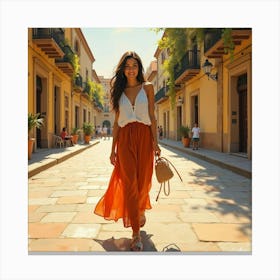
(202, 59), (218, 81)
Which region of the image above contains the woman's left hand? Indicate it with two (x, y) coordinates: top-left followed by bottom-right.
(153, 143), (161, 156)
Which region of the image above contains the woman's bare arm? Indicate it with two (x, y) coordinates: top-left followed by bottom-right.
(110, 110), (120, 165)
(145, 83), (161, 155)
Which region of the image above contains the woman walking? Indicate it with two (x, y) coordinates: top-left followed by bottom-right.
(94, 51), (161, 251)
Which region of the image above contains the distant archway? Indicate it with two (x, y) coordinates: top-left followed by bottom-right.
(102, 120), (111, 128)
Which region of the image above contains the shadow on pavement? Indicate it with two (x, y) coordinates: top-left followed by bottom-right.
(93, 231), (157, 252)
(164, 145), (252, 239)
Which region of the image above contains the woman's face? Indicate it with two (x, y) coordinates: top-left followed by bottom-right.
(123, 57), (139, 80)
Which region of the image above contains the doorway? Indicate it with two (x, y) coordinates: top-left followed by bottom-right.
(163, 111), (170, 139)
(75, 106), (79, 129)
(54, 86), (60, 135)
(237, 73), (248, 153)
(102, 120), (111, 128)
(36, 76), (42, 148)
(191, 94), (199, 125)
(176, 106), (182, 140)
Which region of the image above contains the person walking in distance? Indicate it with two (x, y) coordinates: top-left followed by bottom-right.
(94, 51), (161, 251)
(102, 125), (108, 140)
(191, 122), (200, 150)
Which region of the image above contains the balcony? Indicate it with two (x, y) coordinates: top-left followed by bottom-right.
(155, 86), (169, 104)
(204, 28), (251, 58)
(32, 28), (65, 59)
(174, 50), (201, 84)
(55, 45), (74, 77)
(73, 74), (83, 92)
(93, 99), (104, 112)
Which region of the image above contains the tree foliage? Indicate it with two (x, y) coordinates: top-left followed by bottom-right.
(71, 53), (80, 80)
(157, 28), (189, 108)
(59, 38), (81, 81)
(154, 28), (234, 109)
(85, 80), (105, 108)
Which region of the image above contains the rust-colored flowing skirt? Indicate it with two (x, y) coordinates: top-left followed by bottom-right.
(94, 122), (154, 229)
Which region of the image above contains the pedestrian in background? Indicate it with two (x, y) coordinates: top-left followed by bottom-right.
(102, 125), (108, 140)
(107, 126), (111, 138)
(94, 51), (161, 251)
(95, 126), (98, 138)
(97, 125), (102, 139)
(191, 122), (200, 150)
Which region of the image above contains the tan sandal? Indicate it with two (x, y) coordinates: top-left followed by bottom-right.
(130, 235), (143, 251)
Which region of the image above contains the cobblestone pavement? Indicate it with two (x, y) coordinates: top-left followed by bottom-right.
(28, 139), (252, 253)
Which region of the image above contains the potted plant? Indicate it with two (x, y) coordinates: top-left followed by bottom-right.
(82, 122), (94, 144)
(28, 113), (44, 159)
(71, 127), (80, 144)
(179, 125), (191, 147)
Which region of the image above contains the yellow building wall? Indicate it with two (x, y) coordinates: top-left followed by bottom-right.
(222, 37), (251, 137)
(222, 37), (252, 157)
(28, 28), (73, 149)
(29, 28), (106, 151)
(201, 79), (217, 132)
(186, 76), (217, 131)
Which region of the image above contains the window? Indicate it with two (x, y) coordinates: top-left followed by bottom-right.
(65, 110), (69, 128)
(64, 95), (69, 108)
(75, 106), (79, 128)
(83, 109), (86, 123)
(74, 39), (80, 56)
(161, 52), (165, 64)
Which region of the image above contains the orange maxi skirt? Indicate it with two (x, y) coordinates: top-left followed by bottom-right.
(94, 122), (154, 230)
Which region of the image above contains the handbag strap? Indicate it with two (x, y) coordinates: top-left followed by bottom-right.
(156, 181), (170, 202)
(156, 156), (183, 182)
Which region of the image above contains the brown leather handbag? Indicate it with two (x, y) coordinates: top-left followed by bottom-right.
(155, 156), (183, 201)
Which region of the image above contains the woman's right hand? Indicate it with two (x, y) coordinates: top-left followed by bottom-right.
(110, 151), (116, 165)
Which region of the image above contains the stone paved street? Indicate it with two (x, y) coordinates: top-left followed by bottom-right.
(28, 139), (252, 253)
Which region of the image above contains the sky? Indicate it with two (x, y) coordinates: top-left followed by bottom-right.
(81, 28), (164, 79)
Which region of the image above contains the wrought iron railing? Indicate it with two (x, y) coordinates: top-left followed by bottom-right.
(155, 86), (169, 103)
(55, 45), (74, 64)
(174, 50), (201, 80)
(203, 28), (223, 53)
(74, 74), (83, 88)
(83, 81), (90, 94)
(32, 28), (65, 46)
(94, 98), (104, 111)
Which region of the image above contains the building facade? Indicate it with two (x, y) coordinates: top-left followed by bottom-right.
(154, 28), (252, 159)
(28, 28), (103, 151)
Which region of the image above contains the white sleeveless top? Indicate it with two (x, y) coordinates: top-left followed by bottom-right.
(118, 84), (151, 127)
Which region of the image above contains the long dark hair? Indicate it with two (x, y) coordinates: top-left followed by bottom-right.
(110, 51), (146, 112)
